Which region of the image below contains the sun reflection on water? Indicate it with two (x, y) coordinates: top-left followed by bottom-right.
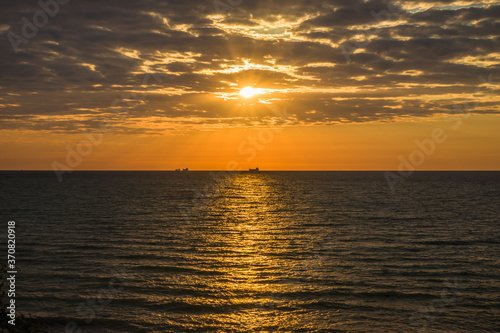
(157, 172), (342, 331)
(195, 173), (310, 330)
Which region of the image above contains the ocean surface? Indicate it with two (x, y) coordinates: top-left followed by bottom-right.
(1, 171), (499, 332)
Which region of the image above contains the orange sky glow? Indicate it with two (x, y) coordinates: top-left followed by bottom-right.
(1, 0), (499, 171)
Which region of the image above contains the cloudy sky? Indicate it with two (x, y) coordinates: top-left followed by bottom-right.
(1, 0), (499, 170)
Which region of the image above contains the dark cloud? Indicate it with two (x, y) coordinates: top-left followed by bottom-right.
(0, 0), (498, 133)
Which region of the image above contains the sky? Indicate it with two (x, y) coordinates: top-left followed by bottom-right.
(0, 0), (499, 171)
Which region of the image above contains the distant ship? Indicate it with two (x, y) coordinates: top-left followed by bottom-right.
(175, 168), (189, 172)
(249, 167), (259, 172)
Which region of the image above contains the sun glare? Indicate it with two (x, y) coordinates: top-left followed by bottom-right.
(239, 86), (264, 98)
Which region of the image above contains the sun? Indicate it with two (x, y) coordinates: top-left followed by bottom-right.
(239, 86), (264, 98)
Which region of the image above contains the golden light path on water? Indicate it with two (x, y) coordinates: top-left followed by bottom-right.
(158, 173), (334, 331)
(207, 174), (292, 330)
(218, 175), (294, 331)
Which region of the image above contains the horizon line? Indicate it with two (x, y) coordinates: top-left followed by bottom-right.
(1, 170), (499, 172)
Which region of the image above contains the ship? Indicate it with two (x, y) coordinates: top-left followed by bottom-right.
(249, 167), (259, 172)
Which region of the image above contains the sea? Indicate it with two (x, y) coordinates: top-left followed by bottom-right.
(1, 171), (499, 332)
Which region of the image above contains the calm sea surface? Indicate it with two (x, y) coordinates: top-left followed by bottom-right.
(1, 171), (499, 332)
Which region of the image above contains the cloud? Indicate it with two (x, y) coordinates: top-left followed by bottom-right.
(0, 0), (498, 133)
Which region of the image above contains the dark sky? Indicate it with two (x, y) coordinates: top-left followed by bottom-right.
(1, 0), (499, 134)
